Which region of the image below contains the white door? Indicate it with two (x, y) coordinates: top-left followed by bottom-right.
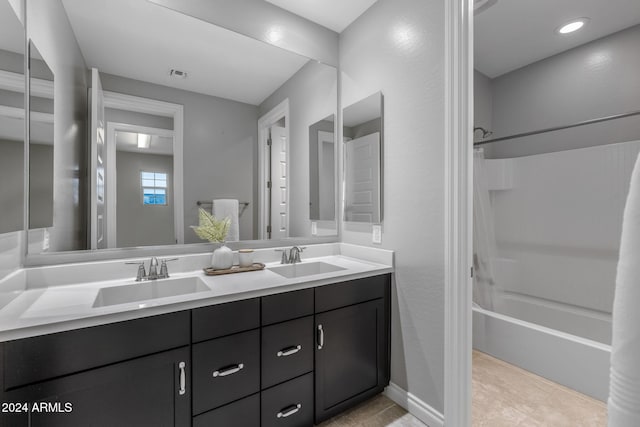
(269, 125), (288, 239)
(90, 68), (106, 249)
(344, 132), (380, 223)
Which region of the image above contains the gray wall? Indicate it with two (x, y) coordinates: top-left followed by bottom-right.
(344, 118), (381, 140)
(340, 0), (445, 414)
(100, 73), (258, 242)
(0, 140), (54, 233)
(116, 151), (175, 247)
(28, 0), (89, 251)
(0, 139), (24, 234)
(259, 60), (338, 237)
(29, 144), (53, 229)
(308, 119), (335, 221)
(473, 69), (493, 140)
(487, 24), (640, 158)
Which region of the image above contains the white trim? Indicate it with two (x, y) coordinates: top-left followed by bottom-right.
(105, 122), (176, 248)
(257, 99), (290, 240)
(0, 105), (53, 124)
(0, 70), (53, 98)
(444, 0), (473, 426)
(102, 90), (184, 245)
(385, 383), (444, 427)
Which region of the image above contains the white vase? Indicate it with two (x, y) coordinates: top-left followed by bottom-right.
(211, 244), (234, 270)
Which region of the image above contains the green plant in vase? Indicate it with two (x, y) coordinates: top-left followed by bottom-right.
(192, 208), (233, 270)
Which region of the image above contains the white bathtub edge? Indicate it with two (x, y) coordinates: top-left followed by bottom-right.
(473, 307), (610, 401)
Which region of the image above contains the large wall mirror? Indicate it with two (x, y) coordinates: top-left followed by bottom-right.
(343, 92), (383, 223)
(23, 0), (339, 258)
(0, 0), (25, 235)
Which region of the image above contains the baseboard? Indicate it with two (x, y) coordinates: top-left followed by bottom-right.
(384, 382), (444, 427)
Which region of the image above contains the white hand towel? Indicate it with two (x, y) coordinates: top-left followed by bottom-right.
(609, 152), (640, 426)
(213, 199), (239, 242)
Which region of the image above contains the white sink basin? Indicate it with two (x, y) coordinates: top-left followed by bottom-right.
(268, 261), (346, 279)
(93, 277), (210, 308)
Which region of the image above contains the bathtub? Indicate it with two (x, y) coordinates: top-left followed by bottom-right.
(473, 305), (611, 401)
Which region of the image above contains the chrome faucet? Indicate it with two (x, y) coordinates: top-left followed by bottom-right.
(275, 247), (305, 264)
(288, 246), (305, 264)
(126, 257), (177, 281)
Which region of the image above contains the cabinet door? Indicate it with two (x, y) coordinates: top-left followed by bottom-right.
(315, 299), (388, 423)
(1, 347), (190, 427)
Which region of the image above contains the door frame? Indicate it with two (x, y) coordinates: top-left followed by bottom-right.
(105, 122), (175, 248)
(257, 99), (290, 240)
(102, 90), (185, 245)
(444, 0), (473, 426)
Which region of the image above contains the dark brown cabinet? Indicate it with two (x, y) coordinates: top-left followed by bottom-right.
(314, 276), (391, 424)
(0, 274), (390, 427)
(0, 347), (191, 427)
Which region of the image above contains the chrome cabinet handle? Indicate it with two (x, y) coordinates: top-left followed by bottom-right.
(277, 345), (302, 357)
(317, 324), (324, 350)
(178, 361), (186, 396)
(277, 403), (301, 418)
(213, 363), (244, 377)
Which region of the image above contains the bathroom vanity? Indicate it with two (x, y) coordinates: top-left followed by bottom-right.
(0, 247), (392, 426)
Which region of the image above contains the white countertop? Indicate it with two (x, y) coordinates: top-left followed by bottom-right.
(0, 245), (393, 342)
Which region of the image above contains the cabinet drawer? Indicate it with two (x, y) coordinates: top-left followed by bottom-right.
(192, 298), (259, 342)
(315, 274), (389, 313)
(262, 288), (313, 325)
(2, 311), (190, 390)
(192, 330), (260, 414)
(193, 393), (260, 427)
(261, 373), (314, 427)
(262, 316), (313, 389)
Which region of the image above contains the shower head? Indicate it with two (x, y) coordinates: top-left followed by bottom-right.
(474, 127), (493, 139)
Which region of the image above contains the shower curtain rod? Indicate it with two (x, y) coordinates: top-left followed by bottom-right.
(473, 109), (640, 146)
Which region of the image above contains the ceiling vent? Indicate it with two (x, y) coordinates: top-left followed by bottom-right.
(169, 69), (188, 79)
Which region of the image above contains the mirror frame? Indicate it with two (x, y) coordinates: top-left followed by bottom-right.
(23, 1), (341, 266)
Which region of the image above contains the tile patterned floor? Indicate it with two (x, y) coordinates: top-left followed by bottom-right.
(472, 350), (608, 426)
(317, 394), (425, 427)
(317, 351), (607, 426)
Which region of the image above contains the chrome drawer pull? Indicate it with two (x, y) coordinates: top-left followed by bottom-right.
(178, 362), (186, 395)
(277, 345), (302, 357)
(212, 363), (244, 377)
(277, 403), (302, 418)
(317, 324), (324, 350)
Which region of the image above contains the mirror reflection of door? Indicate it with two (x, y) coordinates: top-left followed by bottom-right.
(344, 132), (380, 223)
(258, 100), (290, 240)
(269, 121), (288, 240)
(90, 68), (106, 249)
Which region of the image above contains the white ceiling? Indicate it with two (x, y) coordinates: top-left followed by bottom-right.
(0, 0), (24, 55)
(343, 93), (380, 127)
(116, 131), (173, 156)
(61, 0), (310, 105)
(264, 0), (378, 33)
(475, 0), (640, 78)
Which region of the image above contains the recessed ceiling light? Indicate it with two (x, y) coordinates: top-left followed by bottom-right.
(557, 18), (589, 35)
(137, 133), (150, 149)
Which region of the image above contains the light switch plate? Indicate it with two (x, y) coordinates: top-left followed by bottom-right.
(311, 221), (318, 236)
(372, 225), (382, 244)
